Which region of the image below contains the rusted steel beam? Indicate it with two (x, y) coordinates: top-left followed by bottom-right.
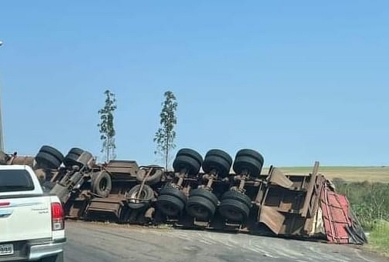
(266, 167), (293, 189)
(300, 161), (320, 218)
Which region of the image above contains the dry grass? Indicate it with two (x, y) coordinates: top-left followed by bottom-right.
(261, 166), (389, 183)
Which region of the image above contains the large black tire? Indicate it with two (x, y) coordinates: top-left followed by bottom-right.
(91, 171), (112, 198)
(156, 185), (187, 217)
(63, 148), (93, 169)
(75, 151), (93, 168)
(233, 155), (263, 177)
(173, 155), (201, 177)
(67, 147), (85, 156)
(221, 190), (252, 209)
(189, 188), (219, 206)
(35, 151), (62, 170)
(38, 145), (64, 164)
(202, 149), (233, 177)
(205, 149), (233, 166)
(186, 196), (216, 220)
(176, 148), (203, 165)
(159, 185), (187, 203)
(218, 199), (250, 222)
(186, 189), (218, 220)
(127, 184), (155, 209)
(235, 149), (264, 164)
(63, 147), (84, 168)
(156, 195), (185, 217)
(39, 252), (64, 262)
(136, 168), (163, 185)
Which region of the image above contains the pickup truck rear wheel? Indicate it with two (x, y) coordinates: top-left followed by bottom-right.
(39, 252), (63, 262)
(91, 171), (112, 198)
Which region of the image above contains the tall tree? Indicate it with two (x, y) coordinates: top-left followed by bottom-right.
(97, 89), (117, 162)
(154, 90), (178, 170)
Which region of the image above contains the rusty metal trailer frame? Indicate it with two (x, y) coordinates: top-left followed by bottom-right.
(60, 160), (328, 239)
(0, 146), (367, 244)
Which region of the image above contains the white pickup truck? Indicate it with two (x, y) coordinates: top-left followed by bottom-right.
(0, 165), (66, 262)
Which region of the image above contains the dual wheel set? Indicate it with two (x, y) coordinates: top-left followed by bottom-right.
(156, 148), (264, 223)
(35, 145), (94, 170)
(35, 146), (113, 198)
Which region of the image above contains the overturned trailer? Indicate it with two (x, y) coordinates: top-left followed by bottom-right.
(0, 146), (367, 244)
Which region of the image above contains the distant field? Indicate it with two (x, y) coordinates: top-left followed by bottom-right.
(261, 166), (389, 183)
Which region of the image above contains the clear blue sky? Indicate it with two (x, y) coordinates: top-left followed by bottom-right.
(0, 1), (388, 167)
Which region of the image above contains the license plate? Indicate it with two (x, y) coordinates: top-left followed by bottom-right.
(0, 244), (14, 256)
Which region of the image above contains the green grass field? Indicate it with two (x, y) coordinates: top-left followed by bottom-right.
(366, 220), (389, 257)
(261, 166), (389, 183)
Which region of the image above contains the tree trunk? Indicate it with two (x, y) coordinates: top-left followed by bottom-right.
(106, 137), (110, 163)
(165, 132), (169, 170)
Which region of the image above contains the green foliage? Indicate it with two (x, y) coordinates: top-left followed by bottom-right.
(154, 91), (178, 170)
(97, 89), (117, 162)
(333, 179), (389, 255)
(332, 179), (389, 230)
(368, 220), (389, 256)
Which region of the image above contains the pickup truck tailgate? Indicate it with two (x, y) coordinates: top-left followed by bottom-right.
(0, 196), (53, 243)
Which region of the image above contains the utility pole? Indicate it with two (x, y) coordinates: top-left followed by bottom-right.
(0, 40), (4, 152)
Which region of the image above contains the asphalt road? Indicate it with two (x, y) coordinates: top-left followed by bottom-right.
(64, 221), (386, 262)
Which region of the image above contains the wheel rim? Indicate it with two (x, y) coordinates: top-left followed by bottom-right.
(99, 178), (108, 191)
(130, 190), (146, 203)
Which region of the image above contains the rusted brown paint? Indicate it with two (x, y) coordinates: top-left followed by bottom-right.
(1, 150), (365, 243)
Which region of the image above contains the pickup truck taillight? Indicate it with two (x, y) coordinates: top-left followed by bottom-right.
(51, 202), (65, 231)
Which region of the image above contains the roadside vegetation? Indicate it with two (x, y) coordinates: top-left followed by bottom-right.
(330, 177), (389, 256)
(367, 220), (389, 256)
